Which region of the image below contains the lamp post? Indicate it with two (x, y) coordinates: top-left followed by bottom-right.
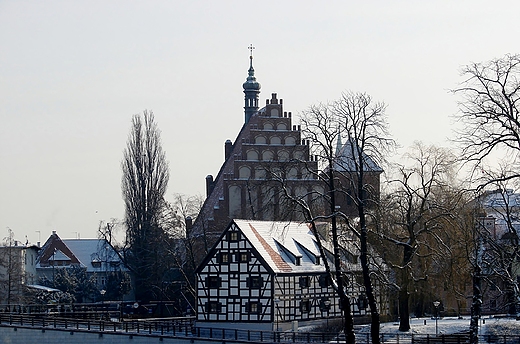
(274, 298), (280, 332)
(324, 300), (331, 328)
(433, 301), (440, 335)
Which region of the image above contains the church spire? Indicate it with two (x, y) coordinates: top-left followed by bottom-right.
(243, 44), (261, 123)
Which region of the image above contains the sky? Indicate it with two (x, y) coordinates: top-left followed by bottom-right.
(1, 1), (520, 245)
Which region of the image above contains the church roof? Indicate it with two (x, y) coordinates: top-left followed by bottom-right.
(334, 139), (383, 173)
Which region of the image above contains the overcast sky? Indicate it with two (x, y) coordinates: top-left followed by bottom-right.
(1, 1), (519, 244)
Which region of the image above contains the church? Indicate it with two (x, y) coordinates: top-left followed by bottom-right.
(189, 50), (387, 329)
(190, 51), (382, 259)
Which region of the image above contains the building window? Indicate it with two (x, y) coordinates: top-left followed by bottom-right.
(227, 231), (240, 242)
(300, 300), (311, 313)
(299, 276), (310, 288)
(319, 298), (331, 312)
(206, 301), (222, 314)
(217, 252), (231, 264)
(238, 252), (251, 262)
(319, 274), (330, 288)
(247, 302), (262, 314)
(247, 276), (263, 289)
(206, 276), (221, 288)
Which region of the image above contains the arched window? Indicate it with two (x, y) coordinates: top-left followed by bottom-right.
(278, 150), (290, 161)
(293, 150), (304, 160)
(262, 150), (274, 161)
(287, 167), (298, 179)
(277, 123), (287, 130)
(263, 122), (274, 130)
(255, 136), (267, 144)
(270, 108), (279, 117)
(239, 166), (251, 179)
(285, 136), (296, 145)
(255, 167), (266, 179)
(246, 150), (259, 160)
(270, 136), (281, 145)
(228, 185), (242, 218)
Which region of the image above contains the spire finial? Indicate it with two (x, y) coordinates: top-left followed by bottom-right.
(248, 44), (255, 68)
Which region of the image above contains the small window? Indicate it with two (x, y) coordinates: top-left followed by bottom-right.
(92, 261), (101, 268)
(295, 257), (301, 266)
(299, 276), (310, 288)
(247, 302), (262, 314)
(247, 276), (263, 289)
(319, 274), (330, 288)
(206, 276), (221, 288)
(319, 298), (331, 312)
(206, 301), (221, 314)
(300, 300), (311, 313)
(227, 232), (240, 241)
(238, 252), (251, 262)
(218, 252), (231, 264)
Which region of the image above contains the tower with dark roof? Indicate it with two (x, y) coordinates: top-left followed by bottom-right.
(243, 45), (261, 123)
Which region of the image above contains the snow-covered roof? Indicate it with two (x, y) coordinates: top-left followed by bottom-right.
(36, 233), (126, 273)
(233, 220), (327, 273)
(334, 140), (383, 173)
(61, 239), (122, 273)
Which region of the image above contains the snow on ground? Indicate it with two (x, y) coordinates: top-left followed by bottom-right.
(355, 316), (520, 336)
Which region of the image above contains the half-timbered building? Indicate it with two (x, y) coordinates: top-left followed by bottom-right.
(196, 219), (371, 330)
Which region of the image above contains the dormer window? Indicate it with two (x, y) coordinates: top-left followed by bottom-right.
(299, 276), (310, 288)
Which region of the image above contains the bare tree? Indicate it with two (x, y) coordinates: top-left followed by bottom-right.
(453, 53), (520, 186)
(121, 110), (170, 302)
(453, 54), (520, 341)
(332, 92), (394, 344)
(378, 143), (462, 331)
(277, 91), (393, 344)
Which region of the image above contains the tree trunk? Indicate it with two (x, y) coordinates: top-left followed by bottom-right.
(398, 245), (413, 331)
(469, 264), (481, 344)
(398, 285), (410, 331)
(361, 224), (380, 344)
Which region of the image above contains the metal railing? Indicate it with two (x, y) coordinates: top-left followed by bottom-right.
(0, 314), (518, 344)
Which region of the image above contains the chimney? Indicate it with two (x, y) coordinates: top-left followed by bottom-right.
(224, 140), (233, 160)
(206, 175), (214, 197)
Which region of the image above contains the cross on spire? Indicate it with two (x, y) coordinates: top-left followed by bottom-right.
(248, 44), (255, 58)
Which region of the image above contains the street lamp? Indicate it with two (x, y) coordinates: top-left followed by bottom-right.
(324, 300), (331, 328)
(274, 298), (280, 332)
(433, 301), (440, 335)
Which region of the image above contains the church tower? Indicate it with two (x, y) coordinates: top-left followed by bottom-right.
(243, 45), (261, 123)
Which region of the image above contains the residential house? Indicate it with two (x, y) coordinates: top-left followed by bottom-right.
(196, 220), (373, 331)
(0, 242), (39, 304)
(36, 231), (131, 301)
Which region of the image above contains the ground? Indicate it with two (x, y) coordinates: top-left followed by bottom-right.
(354, 316), (520, 336)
